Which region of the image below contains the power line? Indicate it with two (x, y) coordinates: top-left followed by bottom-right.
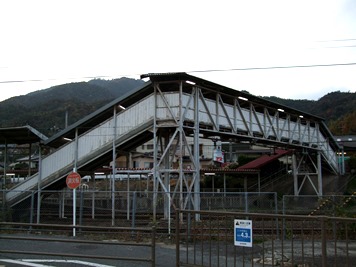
(314, 38), (356, 49)
(187, 62), (356, 74)
(0, 75), (117, 84)
(321, 45), (356, 49)
(317, 38), (356, 42)
(1, 62), (356, 84)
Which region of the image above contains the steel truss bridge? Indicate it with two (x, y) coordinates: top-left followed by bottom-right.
(5, 73), (340, 220)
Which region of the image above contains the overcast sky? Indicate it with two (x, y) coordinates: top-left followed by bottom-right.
(1, 0), (356, 102)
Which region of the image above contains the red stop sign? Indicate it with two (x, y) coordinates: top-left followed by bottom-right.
(66, 172), (81, 189)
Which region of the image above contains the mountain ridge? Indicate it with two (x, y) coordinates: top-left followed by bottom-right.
(0, 79), (355, 136)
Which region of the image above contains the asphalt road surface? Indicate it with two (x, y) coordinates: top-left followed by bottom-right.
(0, 235), (178, 267)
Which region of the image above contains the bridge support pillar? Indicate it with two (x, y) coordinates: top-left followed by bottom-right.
(151, 81), (202, 222)
(292, 151), (323, 196)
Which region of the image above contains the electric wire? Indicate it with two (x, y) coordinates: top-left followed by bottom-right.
(1, 62), (356, 85)
(187, 62), (356, 74)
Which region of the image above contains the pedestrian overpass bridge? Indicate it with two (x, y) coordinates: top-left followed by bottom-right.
(5, 73), (340, 211)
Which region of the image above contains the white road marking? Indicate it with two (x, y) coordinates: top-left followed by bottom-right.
(0, 259), (54, 267)
(23, 259), (115, 267)
(0, 259), (115, 267)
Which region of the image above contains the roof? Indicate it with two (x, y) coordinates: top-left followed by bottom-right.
(334, 135), (356, 151)
(142, 72), (323, 118)
(334, 135), (356, 142)
(0, 125), (48, 145)
(237, 149), (291, 170)
(143, 73), (339, 150)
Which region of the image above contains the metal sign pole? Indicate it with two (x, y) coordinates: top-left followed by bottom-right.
(73, 128), (79, 236)
(73, 187), (76, 237)
(66, 171), (81, 236)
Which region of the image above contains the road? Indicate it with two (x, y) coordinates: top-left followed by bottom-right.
(0, 235), (178, 267)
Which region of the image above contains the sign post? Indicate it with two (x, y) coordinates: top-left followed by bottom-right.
(66, 172), (81, 237)
(234, 219), (253, 247)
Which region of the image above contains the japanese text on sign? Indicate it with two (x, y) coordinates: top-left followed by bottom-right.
(234, 219), (253, 247)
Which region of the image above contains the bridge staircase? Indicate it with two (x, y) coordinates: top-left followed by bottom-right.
(6, 94), (155, 207)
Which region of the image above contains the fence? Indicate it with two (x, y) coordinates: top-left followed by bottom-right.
(1, 189), (356, 266)
(283, 194), (356, 217)
(1, 190), (278, 226)
(2, 190), (355, 224)
(175, 209), (356, 267)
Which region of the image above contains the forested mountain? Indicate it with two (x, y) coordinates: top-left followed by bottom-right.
(0, 78), (355, 137)
(264, 91), (356, 135)
(0, 78), (144, 136)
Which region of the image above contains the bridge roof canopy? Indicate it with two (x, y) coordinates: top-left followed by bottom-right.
(0, 125), (48, 145)
(335, 135), (356, 151)
(142, 72), (339, 150)
(142, 72), (322, 118)
(44, 72), (339, 151)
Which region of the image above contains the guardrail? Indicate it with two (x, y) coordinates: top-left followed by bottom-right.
(0, 222), (156, 267)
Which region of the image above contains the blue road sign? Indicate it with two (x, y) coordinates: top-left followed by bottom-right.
(234, 219), (252, 247)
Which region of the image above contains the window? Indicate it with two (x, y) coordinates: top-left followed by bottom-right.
(147, 144), (154, 150)
(144, 162), (153, 168)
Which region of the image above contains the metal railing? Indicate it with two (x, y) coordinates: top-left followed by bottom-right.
(175, 209), (356, 267)
(2, 189), (356, 266)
